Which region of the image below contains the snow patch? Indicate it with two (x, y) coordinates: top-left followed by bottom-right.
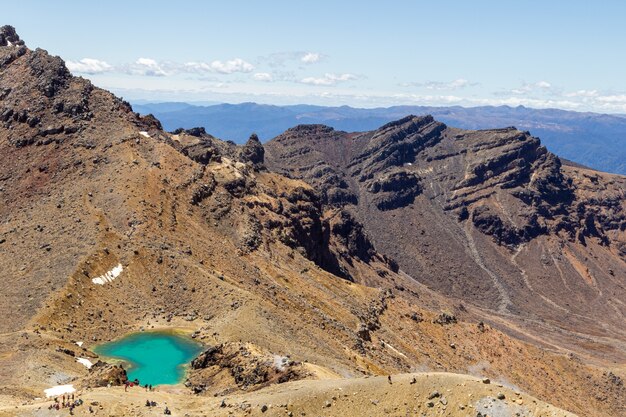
(44, 384), (75, 398)
(273, 355), (289, 371)
(139, 131), (151, 138)
(75, 341), (83, 347)
(381, 341), (408, 358)
(7, 40), (12, 46)
(92, 264), (123, 285)
(76, 357), (93, 369)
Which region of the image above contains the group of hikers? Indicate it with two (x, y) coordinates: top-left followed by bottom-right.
(47, 393), (83, 414)
(125, 378), (171, 414)
(145, 399), (171, 415)
(124, 378), (153, 392)
(124, 378), (152, 391)
(47, 379), (171, 414)
(145, 400), (170, 414)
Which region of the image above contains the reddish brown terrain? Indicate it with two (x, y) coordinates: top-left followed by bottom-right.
(0, 26), (624, 416)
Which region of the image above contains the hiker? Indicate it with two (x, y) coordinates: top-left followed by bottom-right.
(146, 399), (151, 407)
(164, 406), (171, 415)
(388, 375), (392, 384)
(145, 383), (149, 391)
(149, 384), (153, 391)
(124, 382), (128, 392)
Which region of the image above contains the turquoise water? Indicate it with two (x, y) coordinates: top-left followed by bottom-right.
(93, 331), (203, 386)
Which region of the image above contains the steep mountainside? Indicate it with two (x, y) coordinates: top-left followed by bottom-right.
(1, 26), (625, 416)
(266, 116), (626, 366)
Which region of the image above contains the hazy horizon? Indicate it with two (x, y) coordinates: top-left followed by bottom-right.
(130, 99), (626, 116)
(6, 1), (626, 113)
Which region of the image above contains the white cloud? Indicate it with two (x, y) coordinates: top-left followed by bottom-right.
(301, 52), (322, 64)
(564, 90), (599, 98)
(66, 58), (113, 74)
(260, 51), (323, 68)
(404, 79), (475, 90)
(595, 94), (626, 103)
(183, 61), (214, 73)
(448, 79), (470, 89)
(300, 73), (357, 86)
(253, 72), (273, 82)
(510, 80), (553, 95)
(208, 58), (254, 74)
(131, 58), (169, 76)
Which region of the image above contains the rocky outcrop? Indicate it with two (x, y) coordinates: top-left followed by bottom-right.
(0, 26), (27, 69)
(0, 29), (137, 150)
(367, 170), (421, 211)
(81, 361), (128, 388)
(348, 115), (445, 181)
(239, 133), (265, 169)
(270, 186), (351, 279)
(0, 25), (25, 47)
(188, 343), (307, 394)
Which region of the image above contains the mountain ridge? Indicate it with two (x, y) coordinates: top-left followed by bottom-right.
(265, 114), (626, 365)
(134, 101), (626, 175)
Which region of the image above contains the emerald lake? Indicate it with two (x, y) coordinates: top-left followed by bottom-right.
(93, 331), (203, 386)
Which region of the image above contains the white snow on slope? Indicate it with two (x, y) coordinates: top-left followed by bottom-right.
(76, 357), (93, 369)
(139, 131), (151, 138)
(92, 264), (123, 285)
(44, 384), (75, 397)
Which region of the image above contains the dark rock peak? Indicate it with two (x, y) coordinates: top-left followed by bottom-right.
(285, 124), (336, 135)
(240, 133), (265, 168)
(173, 126), (209, 137)
(377, 114), (434, 131)
(247, 133), (261, 144)
(0, 31), (144, 149)
(0, 25), (25, 47)
(139, 113), (162, 131)
(351, 114), (445, 178)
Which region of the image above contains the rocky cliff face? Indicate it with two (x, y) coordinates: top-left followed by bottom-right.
(266, 115), (626, 362)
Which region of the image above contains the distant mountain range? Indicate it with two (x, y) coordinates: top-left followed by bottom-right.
(133, 101), (626, 175)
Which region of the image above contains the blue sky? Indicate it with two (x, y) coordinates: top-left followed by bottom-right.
(6, 0), (626, 112)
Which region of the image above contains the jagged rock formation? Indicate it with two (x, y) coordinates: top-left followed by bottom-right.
(239, 133), (265, 169)
(1, 25), (625, 417)
(81, 362), (128, 388)
(266, 115), (626, 362)
(187, 342), (308, 395)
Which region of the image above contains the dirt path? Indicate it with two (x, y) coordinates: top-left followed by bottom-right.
(2, 372), (577, 417)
